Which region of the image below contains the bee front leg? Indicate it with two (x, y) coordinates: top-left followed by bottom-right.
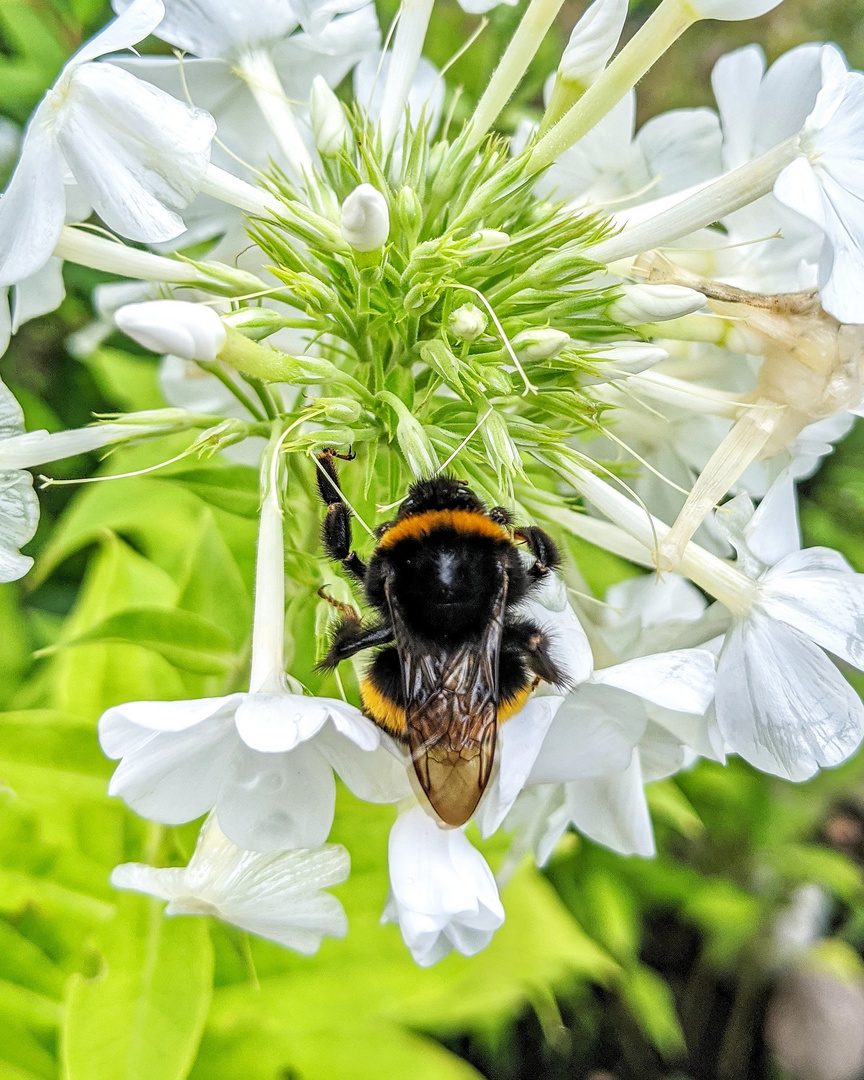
(514, 525), (562, 581)
(316, 450), (367, 584)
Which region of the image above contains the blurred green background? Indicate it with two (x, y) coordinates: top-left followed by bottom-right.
(4, 2), (864, 1079)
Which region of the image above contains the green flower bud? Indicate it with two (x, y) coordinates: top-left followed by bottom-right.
(449, 303), (488, 341)
(222, 307), (290, 341)
(481, 408), (524, 477)
(313, 397), (364, 424)
(421, 339), (464, 389)
(513, 328), (571, 360)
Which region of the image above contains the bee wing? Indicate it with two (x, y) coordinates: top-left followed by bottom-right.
(385, 568), (507, 827)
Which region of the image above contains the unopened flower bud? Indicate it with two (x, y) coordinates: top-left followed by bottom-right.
(513, 328), (571, 360)
(593, 342), (668, 375)
(395, 186), (422, 238)
(609, 283), (706, 324)
(222, 307), (289, 341)
(449, 304), (487, 342)
(692, 0), (783, 19)
(341, 184), (390, 252)
(481, 409), (523, 477)
(115, 301), (226, 361)
(309, 76), (348, 157)
(559, 0), (628, 85)
(467, 230), (510, 252)
(313, 397), (363, 424)
(380, 392), (438, 477)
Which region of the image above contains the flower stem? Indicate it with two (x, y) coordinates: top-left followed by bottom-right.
(378, 0), (435, 153)
(249, 425), (288, 694)
(464, 0), (566, 151)
(583, 138), (801, 265)
(528, 0), (698, 173)
(237, 49), (314, 181)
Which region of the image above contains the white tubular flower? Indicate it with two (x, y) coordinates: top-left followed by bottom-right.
(0, 379), (38, 583)
(559, 0), (628, 86)
(309, 76), (349, 156)
(711, 473), (864, 781)
(115, 300), (227, 362)
(99, 448), (410, 849)
(774, 47), (864, 323)
(340, 184), (390, 252)
(111, 816), (349, 952)
(0, 0), (217, 288)
(382, 805), (504, 967)
(609, 283), (706, 325)
(354, 50), (445, 146)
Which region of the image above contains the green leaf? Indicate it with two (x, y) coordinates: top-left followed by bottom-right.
(0, 1019), (57, 1080)
(63, 897), (214, 1080)
(50, 607), (237, 676)
(618, 964), (686, 1058)
(163, 467), (260, 518)
(80, 347), (165, 412)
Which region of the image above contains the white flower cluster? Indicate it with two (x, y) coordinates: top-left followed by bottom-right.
(3, 0), (864, 966)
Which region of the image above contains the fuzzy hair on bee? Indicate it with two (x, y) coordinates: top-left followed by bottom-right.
(315, 451), (567, 827)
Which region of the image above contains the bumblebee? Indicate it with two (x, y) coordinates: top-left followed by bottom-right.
(316, 451), (566, 827)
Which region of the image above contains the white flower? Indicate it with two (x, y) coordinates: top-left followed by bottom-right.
(558, 0), (628, 86)
(774, 46), (864, 322)
(100, 451), (410, 848)
(382, 804), (504, 967)
(116, 300), (227, 361)
(99, 681), (411, 850)
(340, 184), (390, 252)
(0, 0), (217, 289)
(0, 379), (38, 583)
(713, 472), (864, 780)
(111, 816), (349, 952)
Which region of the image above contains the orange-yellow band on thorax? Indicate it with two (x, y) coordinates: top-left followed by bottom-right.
(377, 509), (509, 550)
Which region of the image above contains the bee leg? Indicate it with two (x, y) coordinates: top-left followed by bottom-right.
(318, 616), (394, 669)
(505, 618), (567, 687)
(317, 587), (361, 622)
(489, 506), (513, 527)
(316, 450), (367, 584)
(514, 525), (562, 581)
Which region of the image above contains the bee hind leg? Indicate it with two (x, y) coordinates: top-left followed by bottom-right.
(505, 618), (567, 687)
(316, 450), (367, 584)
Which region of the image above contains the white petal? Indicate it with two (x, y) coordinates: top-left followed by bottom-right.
(11, 258), (66, 332)
(99, 695), (240, 747)
(0, 108), (67, 287)
(760, 548), (864, 671)
(692, 0), (783, 18)
(77, 0), (166, 65)
(745, 470), (801, 566)
(711, 45), (765, 168)
(638, 721), (688, 782)
(0, 471), (38, 582)
(292, 0), (371, 36)
(113, 0), (298, 57)
(316, 726), (412, 803)
(635, 108), (723, 197)
(105, 714), (236, 822)
(111, 861), (185, 902)
(475, 695), (562, 838)
(275, 9), (381, 101)
(565, 750), (655, 856)
(516, 572), (593, 685)
(217, 742), (336, 850)
(529, 683), (647, 783)
(559, 0), (628, 86)
(591, 649), (716, 715)
(57, 64), (215, 243)
(716, 615), (864, 781)
(234, 694), (337, 753)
